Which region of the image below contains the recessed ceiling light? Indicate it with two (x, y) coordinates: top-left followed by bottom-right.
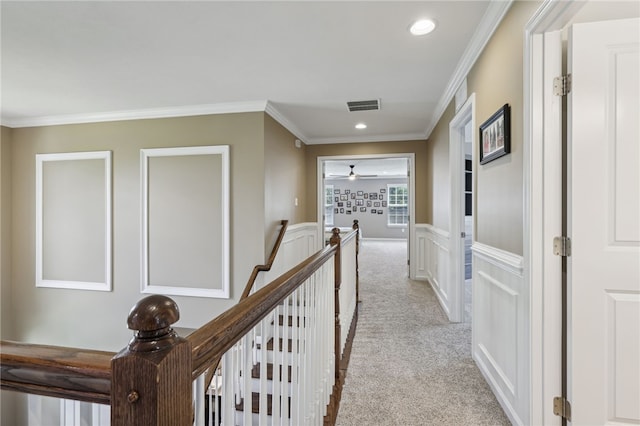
(410, 19), (436, 36)
(355, 123), (367, 129)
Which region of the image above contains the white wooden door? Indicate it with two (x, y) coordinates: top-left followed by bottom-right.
(568, 17), (640, 425)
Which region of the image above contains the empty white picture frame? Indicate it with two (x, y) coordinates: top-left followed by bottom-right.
(141, 146), (230, 298)
(35, 151), (112, 291)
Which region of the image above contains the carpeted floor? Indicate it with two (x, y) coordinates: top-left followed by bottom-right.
(336, 239), (510, 426)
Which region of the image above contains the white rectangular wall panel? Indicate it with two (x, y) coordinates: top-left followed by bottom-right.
(35, 151), (112, 291)
(472, 242), (527, 426)
(141, 146), (229, 298)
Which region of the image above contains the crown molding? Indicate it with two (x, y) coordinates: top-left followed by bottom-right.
(424, 0), (514, 138)
(1, 101), (269, 128)
(306, 132), (427, 145)
(264, 102), (309, 144)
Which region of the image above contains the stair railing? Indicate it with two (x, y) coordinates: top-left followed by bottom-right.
(0, 227), (359, 426)
(240, 219), (289, 300)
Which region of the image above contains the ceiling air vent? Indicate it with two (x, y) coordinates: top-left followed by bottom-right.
(347, 99), (380, 112)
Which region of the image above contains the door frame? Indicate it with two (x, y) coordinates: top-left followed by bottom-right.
(317, 153), (416, 278)
(449, 93), (476, 323)
(524, 1), (586, 424)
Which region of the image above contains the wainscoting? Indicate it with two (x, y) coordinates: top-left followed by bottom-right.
(472, 242), (527, 426)
(260, 222), (319, 286)
(414, 224), (452, 318)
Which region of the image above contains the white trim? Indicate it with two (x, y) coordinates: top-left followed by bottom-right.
(449, 93), (476, 323)
(473, 244), (527, 425)
(35, 150), (112, 292)
(3, 101), (268, 128)
(424, 0), (514, 138)
(471, 242), (523, 276)
(140, 145), (230, 298)
(422, 223), (450, 240)
(524, 2), (586, 424)
(265, 101), (309, 144)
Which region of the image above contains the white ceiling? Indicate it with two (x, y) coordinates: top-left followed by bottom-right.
(325, 158), (408, 178)
(0, 1), (507, 144)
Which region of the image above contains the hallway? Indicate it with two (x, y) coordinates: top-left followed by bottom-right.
(336, 240), (509, 425)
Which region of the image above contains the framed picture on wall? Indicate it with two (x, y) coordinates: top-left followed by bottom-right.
(340, 208), (344, 213)
(480, 103), (511, 164)
(374, 201), (380, 207)
(377, 211), (383, 215)
(367, 201), (372, 207)
(346, 210), (352, 215)
(357, 191), (364, 196)
(356, 199), (364, 206)
(360, 207), (366, 212)
(382, 201), (387, 207)
(380, 188), (386, 193)
(334, 189), (340, 194)
(340, 194), (348, 201)
(371, 209), (377, 214)
(347, 201), (352, 207)
(351, 193), (356, 199)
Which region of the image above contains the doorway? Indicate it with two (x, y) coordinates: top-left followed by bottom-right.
(317, 154), (416, 278)
(463, 121), (473, 323)
(449, 93), (475, 323)
(526, 3), (639, 424)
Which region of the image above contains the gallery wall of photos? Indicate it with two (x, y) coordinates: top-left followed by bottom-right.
(332, 188), (388, 216)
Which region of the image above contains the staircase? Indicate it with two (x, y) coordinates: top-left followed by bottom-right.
(207, 296), (334, 426)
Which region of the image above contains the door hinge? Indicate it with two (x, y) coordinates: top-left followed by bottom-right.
(407, 259), (410, 266)
(553, 396), (572, 421)
(553, 74), (572, 96)
(461, 232), (466, 238)
(553, 236), (571, 257)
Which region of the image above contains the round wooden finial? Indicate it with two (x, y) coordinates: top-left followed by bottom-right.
(330, 227), (341, 246)
(352, 219), (359, 230)
(126, 295), (181, 352)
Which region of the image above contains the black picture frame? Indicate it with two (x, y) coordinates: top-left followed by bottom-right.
(479, 104), (510, 165)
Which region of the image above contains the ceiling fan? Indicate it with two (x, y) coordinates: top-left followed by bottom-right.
(327, 164), (378, 180)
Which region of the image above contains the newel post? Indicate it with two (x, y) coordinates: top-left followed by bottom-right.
(329, 228), (342, 380)
(111, 295), (192, 426)
(352, 219), (360, 303)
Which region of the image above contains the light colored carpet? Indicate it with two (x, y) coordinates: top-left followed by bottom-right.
(336, 239), (510, 426)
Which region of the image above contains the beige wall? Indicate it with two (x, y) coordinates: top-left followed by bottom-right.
(426, 102), (456, 231)
(1, 126), (14, 341)
(427, 0), (541, 255)
(264, 115), (307, 253)
(7, 113), (269, 351)
(304, 140), (428, 224)
(1, 126), (17, 426)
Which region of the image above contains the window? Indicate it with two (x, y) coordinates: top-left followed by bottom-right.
(387, 184), (408, 225)
(325, 185), (334, 226)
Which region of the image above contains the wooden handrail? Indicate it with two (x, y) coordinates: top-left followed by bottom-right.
(0, 341), (114, 404)
(240, 219), (289, 300)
